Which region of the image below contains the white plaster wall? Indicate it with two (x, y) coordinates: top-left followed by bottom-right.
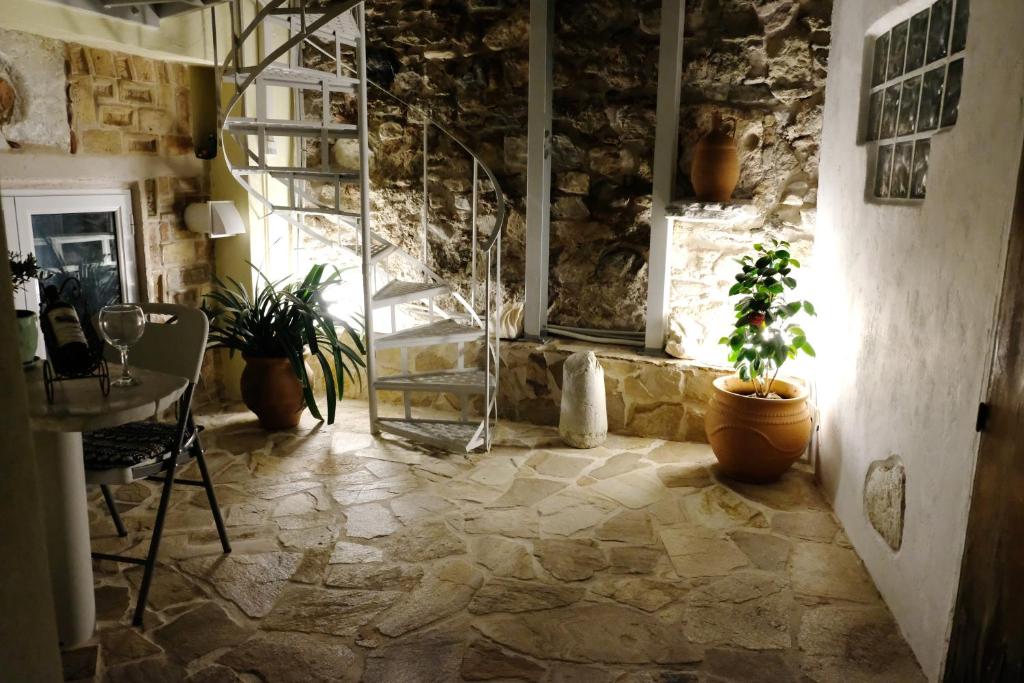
(0, 0), (220, 64)
(0, 0), (263, 66)
(815, 0), (1024, 679)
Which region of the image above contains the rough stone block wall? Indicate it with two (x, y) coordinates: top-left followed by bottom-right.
(350, 336), (728, 444)
(65, 43), (193, 156)
(301, 0), (531, 312)
(542, 0), (661, 332)
(679, 0), (831, 211)
(0, 28), (71, 151)
(669, 204), (814, 361)
(668, 0), (830, 359)
(135, 176), (222, 400)
(499, 339), (729, 443)
(305, 0), (830, 340)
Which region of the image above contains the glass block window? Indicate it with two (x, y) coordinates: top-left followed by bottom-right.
(866, 0), (969, 200)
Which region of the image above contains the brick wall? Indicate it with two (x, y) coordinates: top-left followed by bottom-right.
(136, 176), (210, 305)
(65, 43), (192, 156)
(135, 176), (222, 400)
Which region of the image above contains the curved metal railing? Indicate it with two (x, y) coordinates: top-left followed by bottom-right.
(218, 0), (505, 449)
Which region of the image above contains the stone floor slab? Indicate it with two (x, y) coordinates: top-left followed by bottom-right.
(84, 401), (921, 682)
(476, 604), (703, 664)
(218, 632), (357, 683)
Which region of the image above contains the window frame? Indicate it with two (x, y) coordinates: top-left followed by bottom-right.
(864, 0), (969, 202)
(2, 189), (139, 358)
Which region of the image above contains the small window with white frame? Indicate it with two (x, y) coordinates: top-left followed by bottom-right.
(865, 0), (969, 200)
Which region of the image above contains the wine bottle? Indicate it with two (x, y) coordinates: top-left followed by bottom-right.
(40, 285), (92, 375)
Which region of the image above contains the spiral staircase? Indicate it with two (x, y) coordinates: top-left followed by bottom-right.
(217, 0), (506, 451)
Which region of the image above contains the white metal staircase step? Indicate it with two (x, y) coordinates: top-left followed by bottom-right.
(274, 206), (361, 220)
(342, 241), (395, 263)
(375, 319), (484, 349)
(374, 369), (489, 393)
(377, 418), (484, 452)
(233, 167), (361, 182)
(230, 65), (358, 92)
(267, 7), (360, 43)
(372, 280), (450, 309)
(224, 117), (358, 138)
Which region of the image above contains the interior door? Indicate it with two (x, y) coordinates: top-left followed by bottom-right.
(944, 151), (1024, 680)
(1, 190), (138, 356)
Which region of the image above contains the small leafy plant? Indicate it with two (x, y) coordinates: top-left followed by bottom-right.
(720, 238), (815, 398)
(9, 251), (40, 294)
(203, 263), (366, 425)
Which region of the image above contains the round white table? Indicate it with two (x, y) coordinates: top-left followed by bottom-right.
(27, 364), (187, 648)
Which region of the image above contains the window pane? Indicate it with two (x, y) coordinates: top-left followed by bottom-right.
(880, 84), (901, 139)
(898, 76), (922, 137)
(887, 20), (909, 80)
(892, 142), (914, 199)
(875, 145), (895, 198)
(29, 211), (123, 327)
(952, 0), (969, 53)
(927, 0), (953, 64)
(906, 10), (930, 72)
(941, 58), (964, 127)
(918, 65), (945, 131)
(873, 32), (891, 86)
(911, 139), (930, 199)
(867, 90), (884, 141)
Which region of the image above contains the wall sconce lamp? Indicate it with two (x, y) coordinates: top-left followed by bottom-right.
(184, 201), (246, 238)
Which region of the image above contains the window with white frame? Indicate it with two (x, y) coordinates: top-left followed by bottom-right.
(865, 0), (969, 200)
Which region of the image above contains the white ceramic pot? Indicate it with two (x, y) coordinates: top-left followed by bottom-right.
(16, 310), (38, 364)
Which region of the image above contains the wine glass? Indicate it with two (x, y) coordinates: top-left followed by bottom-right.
(99, 304), (146, 387)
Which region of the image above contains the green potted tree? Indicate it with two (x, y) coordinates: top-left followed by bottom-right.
(705, 238), (816, 482)
(204, 263), (365, 429)
(10, 251), (41, 365)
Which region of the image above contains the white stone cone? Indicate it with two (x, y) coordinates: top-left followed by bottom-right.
(559, 351), (608, 448)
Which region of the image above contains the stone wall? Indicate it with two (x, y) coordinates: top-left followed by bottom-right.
(314, 0), (831, 339)
(135, 175), (222, 400)
(136, 176), (212, 307)
(500, 339), (728, 443)
(303, 0), (531, 309)
(543, 0), (660, 331)
(668, 201), (814, 362)
(353, 335), (728, 444)
(668, 0), (830, 360)
(0, 28), (71, 151)
(66, 43), (193, 156)
(0, 28), (218, 398)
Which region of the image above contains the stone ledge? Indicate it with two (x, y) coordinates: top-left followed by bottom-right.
(345, 335), (733, 443)
(666, 199), (759, 225)
(503, 338), (730, 374)
(500, 338), (732, 443)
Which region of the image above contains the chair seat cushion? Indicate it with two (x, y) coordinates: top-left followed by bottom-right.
(83, 422), (180, 470)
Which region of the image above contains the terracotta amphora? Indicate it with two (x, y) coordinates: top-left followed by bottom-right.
(691, 112), (740, 202)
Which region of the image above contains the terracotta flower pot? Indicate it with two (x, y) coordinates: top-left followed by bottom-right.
(704, 375), (812, 483)
(240, 355), (306, 430)
(691, 112), (740, 202)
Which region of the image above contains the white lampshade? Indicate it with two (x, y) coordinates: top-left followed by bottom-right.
(184, 201), (246, 238)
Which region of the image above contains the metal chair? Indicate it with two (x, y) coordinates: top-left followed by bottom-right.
(83, 303), (230, 627)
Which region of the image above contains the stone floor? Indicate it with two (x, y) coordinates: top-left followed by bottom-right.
(67, 400), (925, 683)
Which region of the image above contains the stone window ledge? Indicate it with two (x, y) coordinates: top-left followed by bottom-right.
(666, 199), (759, 225)
(504, 337), (731, 374)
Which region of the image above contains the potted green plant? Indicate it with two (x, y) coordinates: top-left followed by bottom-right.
(10, 251), (41, 365)
(204, 263), (366, 429)
(705, 238), (816, 482)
